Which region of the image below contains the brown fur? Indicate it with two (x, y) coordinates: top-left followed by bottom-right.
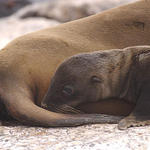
(0, 0), (150, 127)
(43, 46), (150, 129)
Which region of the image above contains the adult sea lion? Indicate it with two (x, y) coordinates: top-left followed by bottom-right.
(42, 46), (150, 129)
(0, 0), (150, 127)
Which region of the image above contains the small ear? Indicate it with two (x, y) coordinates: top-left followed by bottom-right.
(91, 76), (102, 83)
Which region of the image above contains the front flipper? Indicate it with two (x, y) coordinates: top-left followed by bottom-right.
(2, 86), (123, 127)
(118, 83), (150, 130)
(6, 98), (123, 127)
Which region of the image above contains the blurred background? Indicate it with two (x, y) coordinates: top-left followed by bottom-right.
(0, 0), (137, 49)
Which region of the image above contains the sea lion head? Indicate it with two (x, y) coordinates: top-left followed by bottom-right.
(42, 52), (114, 114)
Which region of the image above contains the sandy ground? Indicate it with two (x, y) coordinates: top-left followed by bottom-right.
(1, 124), (150, 150)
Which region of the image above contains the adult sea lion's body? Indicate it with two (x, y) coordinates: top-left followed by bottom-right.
(43, 46), (150, 129)
(1, 0), (150, 127)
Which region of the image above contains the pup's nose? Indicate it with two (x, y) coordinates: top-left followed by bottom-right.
(41, 102), (47, 109)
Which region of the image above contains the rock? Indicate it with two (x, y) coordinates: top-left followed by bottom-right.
(14, 0), (136, 22)
(0, 0), (31, 18)
(0, 17), (60, 49)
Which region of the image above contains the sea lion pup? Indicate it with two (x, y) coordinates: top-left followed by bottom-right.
(42, 46), (150, 129)
(1, 0), (150, 127)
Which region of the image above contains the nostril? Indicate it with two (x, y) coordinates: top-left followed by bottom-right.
(41, 102), (47, 109)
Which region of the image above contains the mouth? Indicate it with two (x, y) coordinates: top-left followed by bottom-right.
(41, 102), (83, 114)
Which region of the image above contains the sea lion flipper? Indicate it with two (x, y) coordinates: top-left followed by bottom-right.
(3, 91), (123, 127)
(9, 100), (123, 127)
(0, 83), (124, 127)
(118, 83), (150, 130)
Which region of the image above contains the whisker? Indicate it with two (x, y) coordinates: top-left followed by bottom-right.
(45, 103), (66, 113)
(46, 103), (83, 114)
(52, 106), (67, 114)
(61, 104), (83, 114)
